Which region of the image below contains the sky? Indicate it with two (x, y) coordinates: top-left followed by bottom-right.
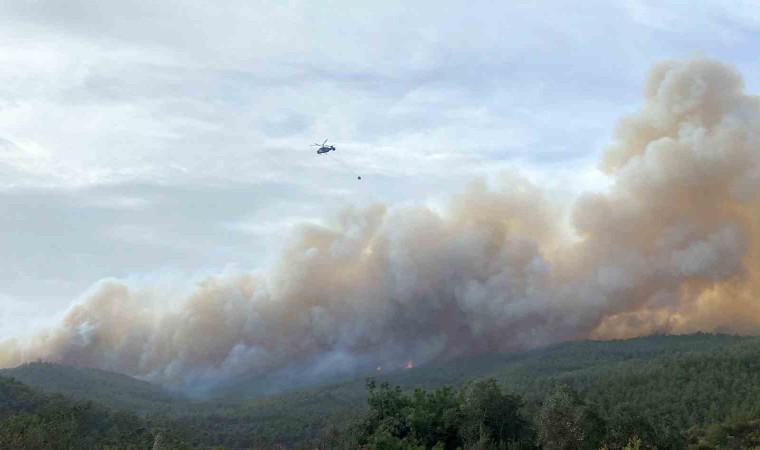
(0, 0), (758, 340)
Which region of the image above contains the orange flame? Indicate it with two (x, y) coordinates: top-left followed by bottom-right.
(406, 360), (413, 369)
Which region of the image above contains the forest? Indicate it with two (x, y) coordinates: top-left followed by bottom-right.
(2, 333), (760, 449)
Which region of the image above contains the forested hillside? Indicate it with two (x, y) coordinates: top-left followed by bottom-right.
(0, 376), (193, 449)
(0, 362), (195, 416)
(177, 333), (760, 448)
(3, 333), (760, 449)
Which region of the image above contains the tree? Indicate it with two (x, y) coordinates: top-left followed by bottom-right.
(406, 386), (460, 449)
(360, 378), (413, 444)
(623, 436), (642, 450)
(353, 378), (532, 450)
(538, 385), (605, 450)
(457, 379), (529, 448)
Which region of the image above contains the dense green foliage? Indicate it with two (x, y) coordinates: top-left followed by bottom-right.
(343, 378), (531, 449)
(583, 339), (760, 429)
(328, 380), (682, 450)
(178, 333), (753, 447)
(3, 333), (760, 449)
(0, 376), (192, 449)
(201, 333), (756, 447)
(537, 385), (605, 450)
(685, 416), (760, 449)
(0, 362), (193, 416)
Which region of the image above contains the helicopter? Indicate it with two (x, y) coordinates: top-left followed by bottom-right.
(311, 139), (361, 180)
(312, 139), (336, 154)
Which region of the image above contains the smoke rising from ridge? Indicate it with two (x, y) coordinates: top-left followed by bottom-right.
(1, 56), (758, 390)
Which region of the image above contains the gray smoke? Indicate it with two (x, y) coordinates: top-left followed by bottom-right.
(1, 56), (758, 392)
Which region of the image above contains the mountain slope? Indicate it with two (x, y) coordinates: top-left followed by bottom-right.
(0, 362), (192, 416)
(178, 333), (756, 447)
(213, 332), (747, 403)
(0, 375), (57, 420)
(0, 375), (195, 449)
(3, 333), (757, 448)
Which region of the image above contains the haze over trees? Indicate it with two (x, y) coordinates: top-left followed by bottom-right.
(3, 333), (760, 449)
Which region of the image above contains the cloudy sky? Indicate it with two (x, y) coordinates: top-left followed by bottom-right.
(1, 0), (758, 339)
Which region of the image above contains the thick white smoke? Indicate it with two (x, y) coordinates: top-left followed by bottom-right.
(1, 56), (758, 391)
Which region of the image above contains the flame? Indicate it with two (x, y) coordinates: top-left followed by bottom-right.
(406, 360), (414, 369)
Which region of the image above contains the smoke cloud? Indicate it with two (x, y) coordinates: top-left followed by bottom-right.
(1, 56), (758, 391)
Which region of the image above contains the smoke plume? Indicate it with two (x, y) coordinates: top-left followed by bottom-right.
(1, 56), (758, 391)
